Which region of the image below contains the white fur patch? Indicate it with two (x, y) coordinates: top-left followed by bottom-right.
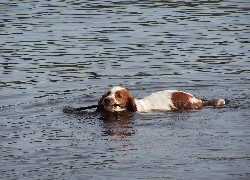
(110, 86), (125, 93)
(216, 99), (226, 106)
(135, 90), (178, 112)
(189, 96), (201, 104)
(108, 86), (124, 99)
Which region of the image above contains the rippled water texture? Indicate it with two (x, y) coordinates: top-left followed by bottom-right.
(1, 0), (250, 179)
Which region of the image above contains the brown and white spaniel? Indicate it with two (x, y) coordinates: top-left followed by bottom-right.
(96, 86), (225, 112)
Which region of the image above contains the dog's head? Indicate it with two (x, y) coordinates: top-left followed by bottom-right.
(97, 86), (137, 112)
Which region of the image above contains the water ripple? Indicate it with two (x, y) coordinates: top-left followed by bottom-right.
(1, 0), (250, 179)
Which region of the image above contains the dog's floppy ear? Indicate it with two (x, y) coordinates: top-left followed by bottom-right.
(125, 89), (137, 112)
(96, 90), (110, 112)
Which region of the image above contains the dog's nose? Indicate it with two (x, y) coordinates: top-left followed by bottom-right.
(104, 98), (110, 104)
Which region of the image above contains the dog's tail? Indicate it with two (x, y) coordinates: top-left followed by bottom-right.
(203, 99), (226, 107)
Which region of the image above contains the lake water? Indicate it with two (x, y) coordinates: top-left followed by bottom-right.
(1, 0), (250, 179)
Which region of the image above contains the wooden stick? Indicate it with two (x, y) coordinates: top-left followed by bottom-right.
(74, 105), (100, 111)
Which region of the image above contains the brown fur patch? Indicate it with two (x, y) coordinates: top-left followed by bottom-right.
(115, 89), (137, 112)
(171, 92), (203, 110)
(96, 90), (111, 112)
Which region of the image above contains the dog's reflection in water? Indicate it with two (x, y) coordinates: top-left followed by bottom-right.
(99, 112), (136, 138)
(63, 107), (136, 138)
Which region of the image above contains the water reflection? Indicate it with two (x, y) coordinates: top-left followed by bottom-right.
(63, 108), (136, 138)
(1, 0), (249, 95)
(100, 112), (136, 137)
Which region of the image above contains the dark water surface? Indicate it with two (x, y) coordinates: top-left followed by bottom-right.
(1, 0), (250, 179)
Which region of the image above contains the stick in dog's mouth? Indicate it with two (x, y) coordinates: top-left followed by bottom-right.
(113, 103), (121, 107)
(74, 105), (100, 111)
